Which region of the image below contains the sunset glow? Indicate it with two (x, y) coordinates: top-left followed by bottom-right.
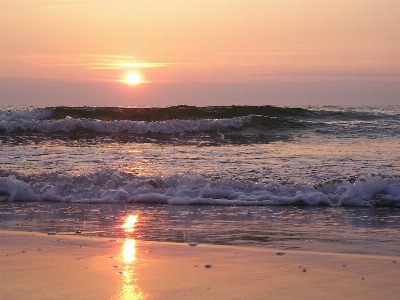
(125, 73), (142, 85)
(1, 1), (399, 106)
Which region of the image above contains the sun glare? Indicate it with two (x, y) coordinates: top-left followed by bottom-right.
(122, 215), (138, 233)
(125, 72), (142, 85)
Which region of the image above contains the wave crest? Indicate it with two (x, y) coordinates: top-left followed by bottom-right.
(0, 116), (248, 134)
(1, 173), (399, 207)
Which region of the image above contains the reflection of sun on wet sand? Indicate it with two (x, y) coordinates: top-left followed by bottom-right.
(117, 214), (149, 300)
(1, 230), (400, 300)
(118, 238), (148, 300)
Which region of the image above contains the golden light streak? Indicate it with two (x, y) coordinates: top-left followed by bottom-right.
(123, 238), (136, 263)
(89, 62), (172, 70)
(116, 214), (150, 299)
(121, 215), (138, 233)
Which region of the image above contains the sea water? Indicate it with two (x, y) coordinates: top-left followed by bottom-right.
(1, 105), (399, 255)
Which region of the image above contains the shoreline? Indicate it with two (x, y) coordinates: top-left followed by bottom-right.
(2, 201), (400, 258)
(1, 229), (400, 299)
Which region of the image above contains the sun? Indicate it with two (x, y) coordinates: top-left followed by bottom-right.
(125, 72), (142, 85)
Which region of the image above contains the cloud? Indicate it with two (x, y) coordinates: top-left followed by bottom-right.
(42, 5), (77, 10)
(2, 53), (172, 69)
(250, 71), (400, 81)
(87, 55), (173, 69)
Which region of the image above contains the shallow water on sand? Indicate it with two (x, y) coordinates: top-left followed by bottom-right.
(1, 202), (400, 257)
(1, 139), (399, 186)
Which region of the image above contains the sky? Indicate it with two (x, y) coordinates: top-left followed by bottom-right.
(1, 0), (399, 107)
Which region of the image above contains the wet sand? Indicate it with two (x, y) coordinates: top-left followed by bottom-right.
(1, 230), (400, 300)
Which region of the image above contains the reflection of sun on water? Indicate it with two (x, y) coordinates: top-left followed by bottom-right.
(122, 215), (138, 233)
(117, 215), (149, 300)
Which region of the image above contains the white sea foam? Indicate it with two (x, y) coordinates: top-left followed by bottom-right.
(0, 117), (247, 134)
(0, 177), (38, 201)
(1, 173), (399, 207)
(0, 108), (52, 121)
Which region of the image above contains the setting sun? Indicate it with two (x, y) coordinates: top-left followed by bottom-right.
(125, 72), (142, 85)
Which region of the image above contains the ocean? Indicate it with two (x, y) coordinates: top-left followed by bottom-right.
(1, 105), (400, 255)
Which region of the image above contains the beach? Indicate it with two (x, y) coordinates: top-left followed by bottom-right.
(1, 230), (400, 300)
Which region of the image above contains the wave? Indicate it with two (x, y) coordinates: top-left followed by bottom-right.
(0, 116), (247, 134)
(1, 172), (399, 207)
(1, 105), (311, 122)
(0, 107), (53, 121)
(2, 105), (398, 122)
(0, 105), (310, 134)
(1, 105), (399, 144)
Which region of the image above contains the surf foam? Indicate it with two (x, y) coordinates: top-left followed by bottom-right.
(1, 173), (399, 207)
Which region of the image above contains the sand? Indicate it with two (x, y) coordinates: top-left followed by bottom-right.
(1, 230), (400, 300)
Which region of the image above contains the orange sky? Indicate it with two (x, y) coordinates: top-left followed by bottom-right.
(1, 1), (399, 106)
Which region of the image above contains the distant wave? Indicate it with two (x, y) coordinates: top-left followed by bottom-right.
(1, 105), (399, 144)
(0, 116), (248, 134)
(0, 108), (53, 121)
(1, 172), (399, 207)
(0, 105), (312, 121)
(3, 105), (398, 122)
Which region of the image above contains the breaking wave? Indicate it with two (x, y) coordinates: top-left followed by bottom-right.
(1, 172), (399, 207)
(1, 105), (398, 144)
